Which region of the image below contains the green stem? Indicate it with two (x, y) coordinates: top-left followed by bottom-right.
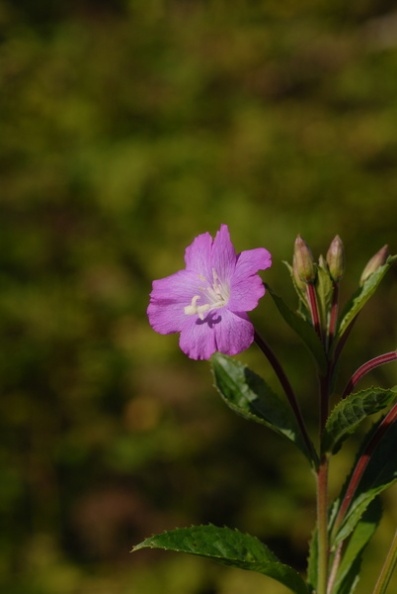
(317, 456), (330, 594)
(371, 528), (397, 594)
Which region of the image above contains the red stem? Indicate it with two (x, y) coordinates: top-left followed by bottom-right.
(332, 403), (397, 536)
(254, 331), (318, 467)
(342, 351), (397, 399)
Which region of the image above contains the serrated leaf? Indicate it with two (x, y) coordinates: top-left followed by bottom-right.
(132, 525), (309, 594)
(306, 527), (318, 593)
(267, 287), (327, 374)
(336, 255), (397, 342)
(331, 499), (382, 594)
(211, 353), (313, 461)
(322, 386), (397, 454)
(332, 415), (397, 546)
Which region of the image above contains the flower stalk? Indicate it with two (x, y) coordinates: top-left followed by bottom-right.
(254, 331), (318, 467)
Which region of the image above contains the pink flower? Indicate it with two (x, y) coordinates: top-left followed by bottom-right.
(147, 224), (272, 360)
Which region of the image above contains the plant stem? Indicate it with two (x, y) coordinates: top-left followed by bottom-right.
(342, 351), (397, 398)
(327, 542), (343, 594)
(372, 528), (397, 594)
(254, 331), (318, 467)
(332, 403), (397, 539)
(317, 456), (330, 594)
(331, 315), (357, 366)
(319, 371), (331, 435)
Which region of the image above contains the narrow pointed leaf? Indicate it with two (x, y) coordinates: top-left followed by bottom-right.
(333, 416), (397, 546)
(322, 386), (397, 454)
(267, 287), (327, 373)
(283, 261), (311, 319)
(211, 353), (312, 461)
(132, 525), (309, 594)
(336, 255), (397, 342)
(332, 500), (382, 594)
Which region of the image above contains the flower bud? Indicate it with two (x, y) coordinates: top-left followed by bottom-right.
(292, 254), (308, 292)
(326, 235), (345, 282)
(360, 245), (389, 285)
(293, 235), (316, 284)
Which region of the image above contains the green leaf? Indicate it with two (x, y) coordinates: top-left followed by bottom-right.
(336, 255), (397, 343)
(132, 525), (309, 594)
(283, 261), (311, 319)
(332, 415), (397, 546)
(306, 527), (318, 593)
(211, 353), (313, 461)
(322, 386), (397, 454)
(315, 260), (334, 330)
(331, 500), (382, 594)
(267, 287), (327, 374)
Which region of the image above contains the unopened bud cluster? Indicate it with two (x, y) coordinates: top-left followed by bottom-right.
(291, 235), (391, 342)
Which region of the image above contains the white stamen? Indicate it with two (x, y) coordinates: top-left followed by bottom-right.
(184, 270), (230, 319)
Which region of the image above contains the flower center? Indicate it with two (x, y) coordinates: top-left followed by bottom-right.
(184, 269), (230, 320)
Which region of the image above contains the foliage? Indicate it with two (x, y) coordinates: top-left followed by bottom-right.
(1, 1), (397, 592)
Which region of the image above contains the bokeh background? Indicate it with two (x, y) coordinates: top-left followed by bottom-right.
(1, 1), (397, 593)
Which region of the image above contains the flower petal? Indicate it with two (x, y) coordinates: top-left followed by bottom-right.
(228, 274), (266, 312)
(228, 247), (272, 311)
(179, 317), (218, 360)
(147, 269), (202, 334)
(210, 224), (236, 283)
(184, 231), (213, 278)
(234, 248), (272, 278)
(214, 310), (254, 355)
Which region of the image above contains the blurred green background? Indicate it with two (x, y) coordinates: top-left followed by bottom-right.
(1, 0), (397, 592)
